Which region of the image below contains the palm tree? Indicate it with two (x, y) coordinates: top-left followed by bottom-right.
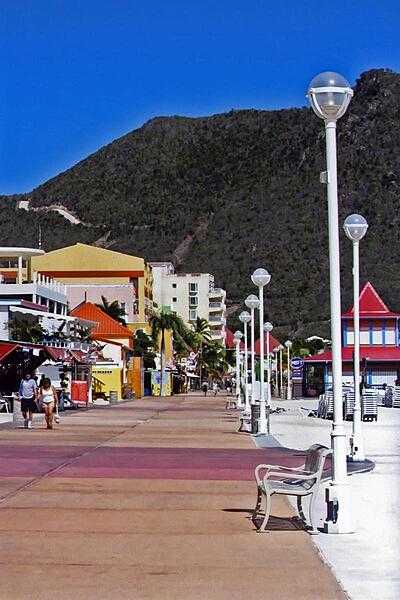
(191, 318), (212, 384)
(150, 310), (192, 396)
(96, 296), (126, 324)
(201, 340), (228, 380)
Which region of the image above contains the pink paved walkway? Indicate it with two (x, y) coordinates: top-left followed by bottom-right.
(0, 394), (344, 599)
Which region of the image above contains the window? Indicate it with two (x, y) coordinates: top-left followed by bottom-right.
(189, 296), (198, 307)
(189, 309), (197, 321)
(172, 297), (177, 302)
(172, 283), (177, 289)
(188, 282), (198, 295)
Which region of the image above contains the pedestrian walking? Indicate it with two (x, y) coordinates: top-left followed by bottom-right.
(38, 377), (58, 430)
(213, 382), (218, 396)
(19, 372), (38, 429)
(202, 381), (208, 396)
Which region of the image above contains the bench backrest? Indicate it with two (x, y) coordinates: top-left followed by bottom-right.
(304, 443), (331, 479)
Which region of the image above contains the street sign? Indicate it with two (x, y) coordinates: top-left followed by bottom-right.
(291, 356), (304, 380)
(291, 357), (303, 369)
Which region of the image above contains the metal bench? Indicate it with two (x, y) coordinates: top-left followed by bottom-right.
(0, 395), (10, 413)
(253, 443), (331, 535)
(225, 398), (238, 410)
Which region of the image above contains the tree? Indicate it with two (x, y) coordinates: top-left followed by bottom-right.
(149, 310), (193, 396)
(96, 296), (126, 324)
(133, 329), (156, 369)
(201, 340), (228, 380)
(9, 316), (46, 343)
(191, 317), (212, 383)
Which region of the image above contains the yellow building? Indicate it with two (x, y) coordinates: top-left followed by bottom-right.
(32, 243), (153, 331)
(32, 243), (174, 376)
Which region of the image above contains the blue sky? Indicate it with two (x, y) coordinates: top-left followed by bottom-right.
(1, 0), (400, 194)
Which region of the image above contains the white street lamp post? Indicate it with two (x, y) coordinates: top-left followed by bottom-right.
(233, 331), (244, 408)
(239, 311), (251, 415)
(278, 344), (284, 397)
(272, 347), (279, 396)
(285, 340), (292, 400)
(344, 214), (368, 462)
(245, 294), (260, 405)
(251, 268), (271, 435)
(264, 322), (273, 433)
(308, 71), (354, 534)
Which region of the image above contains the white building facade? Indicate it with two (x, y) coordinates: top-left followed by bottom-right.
(150, 262), (227, 344)
(0, 248), (89, 343)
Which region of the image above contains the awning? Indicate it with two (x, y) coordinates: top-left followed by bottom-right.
(9, 306), (77, 322)
(0, 342), (19, 361)
(44, 347), (70, 362)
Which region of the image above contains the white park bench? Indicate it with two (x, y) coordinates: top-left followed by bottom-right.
(253, 443), (331, 535)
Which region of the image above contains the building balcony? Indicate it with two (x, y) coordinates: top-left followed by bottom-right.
(209, 301), (226, 312)
(208, 287), (225, 299)
(209, 315), (227, 325)
(0, 273), (67, 305)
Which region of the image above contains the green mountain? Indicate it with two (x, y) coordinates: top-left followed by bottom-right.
(2, 68), (400, 338)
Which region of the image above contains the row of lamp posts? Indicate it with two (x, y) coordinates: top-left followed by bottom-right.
(234, 71), (369, 534)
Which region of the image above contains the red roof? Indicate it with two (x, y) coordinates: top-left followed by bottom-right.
(254, 334), (280, 354)
(225, 328), (280, 353)
(304, 346), (400, 363)
(225, 328), (244, 349)
(342, 282), (400, 319)
(70, 303), (133, 343)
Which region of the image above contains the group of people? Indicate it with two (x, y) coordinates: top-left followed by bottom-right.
(19, 372), (58, 430)
(201, 380), (231, 396)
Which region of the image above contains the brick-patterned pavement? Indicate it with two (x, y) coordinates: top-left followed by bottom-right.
(0, 394), (344, 599)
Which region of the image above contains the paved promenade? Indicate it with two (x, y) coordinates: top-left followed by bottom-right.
(0, 395), (344, 599)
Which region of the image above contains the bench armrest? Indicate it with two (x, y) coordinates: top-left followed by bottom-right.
(254, 463), (305, 485)
(263, 470), (316, 482)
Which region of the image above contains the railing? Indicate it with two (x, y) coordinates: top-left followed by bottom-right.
(209, 315), (224, 323)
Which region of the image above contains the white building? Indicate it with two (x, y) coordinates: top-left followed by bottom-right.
(150, 262), (227, 344)
(0, 248), (89, 343)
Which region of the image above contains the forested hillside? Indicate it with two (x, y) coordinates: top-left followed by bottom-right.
(2, 69), (400, 338)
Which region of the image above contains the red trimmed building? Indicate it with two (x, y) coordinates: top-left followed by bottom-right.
(304, 282), (400, 395)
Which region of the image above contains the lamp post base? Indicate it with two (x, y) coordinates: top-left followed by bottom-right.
(323, 483), (355, 534)
(349, 434), (365, 462)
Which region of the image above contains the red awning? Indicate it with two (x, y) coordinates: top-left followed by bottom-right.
(304, 346), (400, 363)
(44, 347), (69, 361)
(69, 350), (87, 364)
(0, 342), (19, 361)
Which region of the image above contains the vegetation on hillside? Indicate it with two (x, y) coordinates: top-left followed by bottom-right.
(2, 69), (400, 337)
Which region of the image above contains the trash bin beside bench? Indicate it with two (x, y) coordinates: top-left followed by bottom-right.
(253, 443), (331, 535)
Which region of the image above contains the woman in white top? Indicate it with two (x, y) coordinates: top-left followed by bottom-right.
(39, 377), (58, 430)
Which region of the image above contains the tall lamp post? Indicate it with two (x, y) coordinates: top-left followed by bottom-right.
(264, 322), (273, 433)
(245, 294), (260, 404)
(272, 347), (279, 396)
(233, 331), (244, 408)
(344, 214), (368, 462)
(285, 340), (292, 400)
(239, 311), (251, 415)
(308, 71), (354, 533)
(251, 268), (271, 435)
(278, 344), (284, 397)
